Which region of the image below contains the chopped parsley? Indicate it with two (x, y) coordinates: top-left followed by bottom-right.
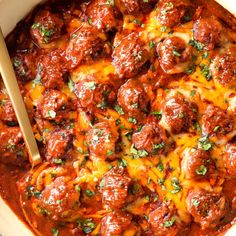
(32, 23), (55, 43)
(173, 49), (181, 57)
(192, 198), (200, 207)
(157, 162), (164, 172)
(130, 145), (148, 158)
(118, 158), (128, 167)
(170, 177), (182, 194)
(53, 159), (66, 165)
(132, 19), (144, 28)
(52, 228), (59, 236)
(107, 150), (113, 156)
(163, 218), (175, 228)
(88, 18), (93, 25)
(128, 117), (137, 124)
(27, 186), (41, 199)
(190, 90), (196, 96)
(188, 39), (205, 52)
(200, 64), (211, 81)
(85, 189), (95, 197)
(160, 26), (167, 32)
(198, 136), (213, 151)
(115, 119), (121, 126)
(186, 64), (196, 75)
(151, 110), (162, 119)
(149, 40), (155, 49)
(196, 165), (207, 175)
(202, 52), (209, 59)
(105, 0), (115, 6)
(68, 79), (74, 92)
(48, 110), (56, 118)
(153, 142), (166, 150)
(114, 105), (124, 115)
(77, 218), (96, 234)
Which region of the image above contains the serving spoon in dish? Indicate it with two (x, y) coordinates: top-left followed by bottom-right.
(0, 27), (41, 167)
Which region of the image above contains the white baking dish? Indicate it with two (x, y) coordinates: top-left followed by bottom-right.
(0, 0), (236, 235)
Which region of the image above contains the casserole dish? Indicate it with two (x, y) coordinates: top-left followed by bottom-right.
(1, 0), (236, 235)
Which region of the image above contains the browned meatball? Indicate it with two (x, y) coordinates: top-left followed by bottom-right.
(12, 50), (38, 82)
(157, 36), (191, 74)
(85, 0), (121, 31)
(112, 32), (148, 78)
(87, 122), (119, 159)
(187, 190), (228, 230)
(37, 49), (67, 89)
(74, 79), (116, 112)
(162, 93), (197, 134)
(100, 211), (132, 236)
(37, 90), (75, 122)
(65, 24), (105, 69)
(117, 0), (140, 15)
(0, 126), (28, 166)
(132, 122), (174, 155)
(46, 129), (74, 161)
(117, 79), (150, 119)
(149, 203), (180, 236)
(202, 105), (233, 136)
(193, 17), (222, 51)
(181, 148), (215, 180)
(157, 0), (194, 28)
(31, 10), (64, 44)
(210, 46), (236, 86)
(33, 177), (80, 221)
(101, 167), (131, 209)
(223, 142), (236, 176)
(0, 94), (17, 124)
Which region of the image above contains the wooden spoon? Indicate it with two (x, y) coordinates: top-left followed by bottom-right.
(0, 28), (41, 167)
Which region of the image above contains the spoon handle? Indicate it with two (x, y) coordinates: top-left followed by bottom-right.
(0, 28), (41, 167)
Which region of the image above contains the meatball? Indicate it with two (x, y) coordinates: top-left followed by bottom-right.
(0, 95), (17, 124)
(100, 211), (132, 236)
(181, 148), (215, 180)
(31, 10), (64, 44)
(202, 105), (233, 136)
(12, 50), (38, 82)
(0, 126), (27, 166)
(101, 167), (131, 209)
(37, 49), (67, 89)
(117, 79), (150, 119)
(223, 142), (236, 176)
(46, 129), (74, 161)
(149, 203), (180, 236)
(112, 32), (148, 78)
(132, 122), (174, 155)
(74, 79), (116, 112)
(116, 0), (156, 15)
(157, 0), (194, 28)
(162, 93), (198, 134)
(187, 190), (228, 229)
(157, 36), (191, 74)
(33, 177), (80, 221)
(65, 24), (105, 69)
(85, 0), (120, 31)
(87, 122), (119, 159)
(210, 46), (236, 86)
(117, 0), (140, 15)
(37, 90), (75, 122)
(193, 17), (222, 51)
